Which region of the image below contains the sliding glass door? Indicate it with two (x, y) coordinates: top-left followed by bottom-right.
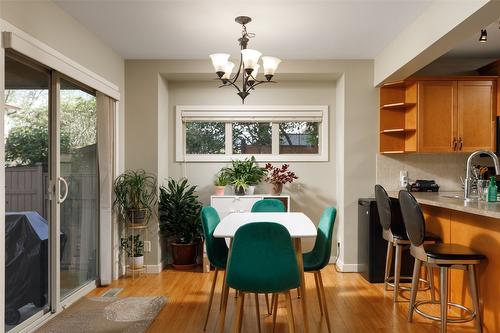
(4, 53), (51, 331)
(3, 53), (98, 331)
(59, 78), (98, 299)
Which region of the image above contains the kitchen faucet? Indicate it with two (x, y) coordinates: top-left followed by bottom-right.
(465, 150), (500, 201)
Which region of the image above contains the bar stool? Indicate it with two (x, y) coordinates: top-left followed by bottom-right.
(374, 185), (438, 302)
(398, 190), (485, 333)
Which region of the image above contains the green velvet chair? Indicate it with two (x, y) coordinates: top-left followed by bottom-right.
(226, 222), (300, 333)
(302, 207), (337, 333)
(200, 206), (228, 331)
(251, 199), (286, 213)
(251, 198), (286, 314)
(201, 207), (265, 332)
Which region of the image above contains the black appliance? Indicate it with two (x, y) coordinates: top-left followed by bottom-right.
(408, 180), (439, 192)
(358, 198), (414, 283)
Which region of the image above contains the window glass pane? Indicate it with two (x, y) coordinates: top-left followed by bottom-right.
(279, 122), (319, 154)
(232, 122), (272, 154)
(186, 122), (225, 154)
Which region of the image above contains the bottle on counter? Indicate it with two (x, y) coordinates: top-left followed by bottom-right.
(488, 176), (497, 202)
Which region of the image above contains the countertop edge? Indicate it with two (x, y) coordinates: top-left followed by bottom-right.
(387, 191), (500, 220)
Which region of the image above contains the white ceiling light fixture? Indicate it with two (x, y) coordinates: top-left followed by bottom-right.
(209, 16), (281, 103)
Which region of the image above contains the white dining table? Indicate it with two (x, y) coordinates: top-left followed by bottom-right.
(214, 212), (317, 333)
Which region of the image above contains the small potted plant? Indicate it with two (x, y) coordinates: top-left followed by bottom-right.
(265, 163), (298, 195)
(214, 171), (230, 195)
(121, 234), (144, 269)
(159, 178), (202, 270)
(113, 169), (157, 225)
(221, 156), (267, 195)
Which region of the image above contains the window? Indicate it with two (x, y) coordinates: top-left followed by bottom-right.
(176, 105), (328, 162)
(186, 122), (225, 154)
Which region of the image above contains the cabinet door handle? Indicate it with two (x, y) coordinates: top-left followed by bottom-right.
(452, 138), (457, 151)
(459, 137), (463, 150)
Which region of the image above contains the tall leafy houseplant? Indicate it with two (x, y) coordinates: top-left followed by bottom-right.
(113, 169), (157, 225)
(221, 156), (267, 195)
(159, 178), (202, 269)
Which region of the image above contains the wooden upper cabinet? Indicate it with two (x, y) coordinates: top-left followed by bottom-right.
(457, 80), (496, 152)
(417, 81), (457, 152)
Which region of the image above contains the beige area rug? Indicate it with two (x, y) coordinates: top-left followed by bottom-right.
(36, 296), (166, 333)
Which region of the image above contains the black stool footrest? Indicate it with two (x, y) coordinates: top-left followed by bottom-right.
(414, 300), (476, 324)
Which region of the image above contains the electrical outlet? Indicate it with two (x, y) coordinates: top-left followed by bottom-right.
(144, 241), (151, 253)
(399, 170), (409, 188)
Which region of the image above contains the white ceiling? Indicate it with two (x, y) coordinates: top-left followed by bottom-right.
(54, 0), (433, 60)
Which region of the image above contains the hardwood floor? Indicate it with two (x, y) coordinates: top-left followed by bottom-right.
(87, 265), (479, 333)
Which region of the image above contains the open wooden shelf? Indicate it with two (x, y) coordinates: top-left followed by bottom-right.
(380, 128), (416, 134)
(379, 81), (418, 153)
(380, 102), (416, 110)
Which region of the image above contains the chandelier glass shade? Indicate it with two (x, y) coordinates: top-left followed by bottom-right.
(209, 16), (281, 103)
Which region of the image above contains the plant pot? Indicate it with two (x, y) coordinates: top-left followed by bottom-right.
(127, 208), (148, 225)
(214, 186), (225, 196)
(233, 186), (246, 196)
(245, 185), (255, 195)
(171, 242), (198, 270)
(271, 183), (283, 196)
(128, 255), (144, 269)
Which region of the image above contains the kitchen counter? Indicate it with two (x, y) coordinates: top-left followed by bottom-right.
(388, 191), (500, 219)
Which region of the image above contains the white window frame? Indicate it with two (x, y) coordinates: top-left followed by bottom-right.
(176, 105), (329, 162)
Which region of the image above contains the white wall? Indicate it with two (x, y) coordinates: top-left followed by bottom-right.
(125, 59), (377, 271)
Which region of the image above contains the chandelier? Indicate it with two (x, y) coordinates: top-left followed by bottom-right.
(209, 16), (282, 103)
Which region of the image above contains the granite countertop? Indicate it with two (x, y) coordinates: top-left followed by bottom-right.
(387, 191), (500, 220)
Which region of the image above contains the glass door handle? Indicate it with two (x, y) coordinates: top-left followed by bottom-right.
(58, 176), (69, 203)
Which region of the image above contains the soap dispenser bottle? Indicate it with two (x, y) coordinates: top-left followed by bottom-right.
(488, 176), (497, 202)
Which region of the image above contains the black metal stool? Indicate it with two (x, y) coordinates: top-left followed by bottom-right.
(374, 185), (439, 302)
(399, 190), (485, 333)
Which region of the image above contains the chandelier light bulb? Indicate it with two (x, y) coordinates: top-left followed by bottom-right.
(262, 56), (282, 78)
(209, 53), (230, 75)
(222, 61), (235, 80)
(241, 49), (262, 71)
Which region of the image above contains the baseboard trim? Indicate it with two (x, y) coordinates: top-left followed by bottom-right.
(328, 256), (338, 264)
(145, 263), (163, 274)
(336, 259), (362, 272)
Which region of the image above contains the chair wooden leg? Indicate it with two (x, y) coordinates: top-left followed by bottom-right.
(317, 271), (332, 333)
(394, 244), (403, 302)
(297, 288), (301, 299)
(220, 269), (227, 312)
(384, 241), (394, 291)
(313, 272), (323, 315)
(218, 272), (230, 333)
(272, 293), (279, 333)
(440, 267), (449, 333)
(285, 291), (296, 333)
(204, 268), (219, 330)
(231, 291), (245, 333)
(468, 265), (482, 333)
(254, 293), (262, 333)
(408, 259), (422, 322)
(265, 293), (271, 315)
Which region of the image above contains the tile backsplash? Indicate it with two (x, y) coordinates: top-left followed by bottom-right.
(376, 153), (474, 192)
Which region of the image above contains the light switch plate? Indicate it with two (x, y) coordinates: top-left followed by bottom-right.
(144, 240), (151, 252)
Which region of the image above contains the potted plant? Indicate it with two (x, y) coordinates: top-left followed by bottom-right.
(159, 178), (202, 270)
(221, 156), (267, 195)
(214, 171), (230, 196)
(113, 169), (157, 225)
(265, 163), (298, 195)
(121, 234), (144, 269)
